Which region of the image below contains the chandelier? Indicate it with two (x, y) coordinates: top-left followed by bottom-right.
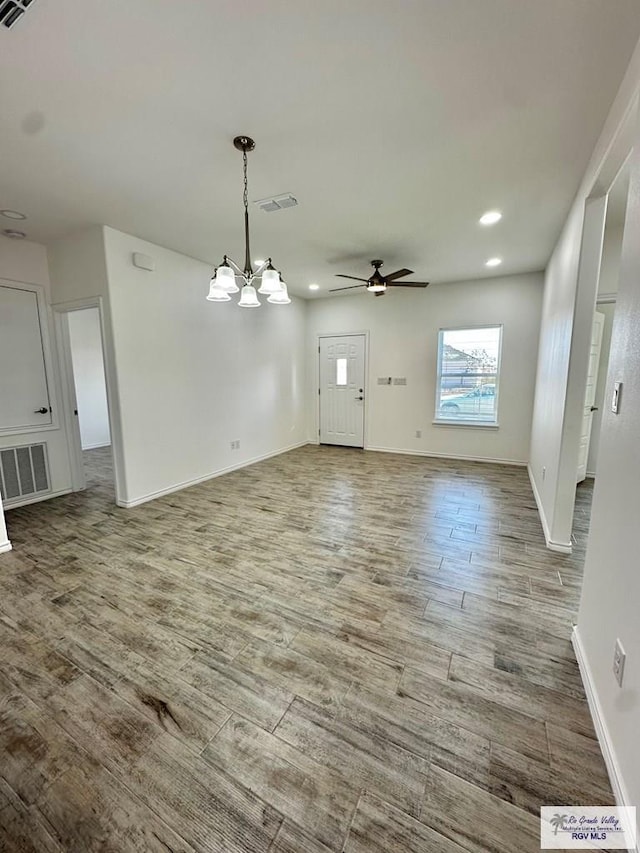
(206, 136), (290, 307)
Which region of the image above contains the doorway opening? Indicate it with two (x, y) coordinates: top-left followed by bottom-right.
(56, 303), (116, 501)
(573, 159), (630, 550)
(318, 333), (367, 448)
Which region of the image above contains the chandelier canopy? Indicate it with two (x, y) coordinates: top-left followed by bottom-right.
(207, 136), (289, 307)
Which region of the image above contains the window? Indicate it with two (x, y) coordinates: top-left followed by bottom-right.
(435, 326), (502, 425)
(336, 357), (348, 386)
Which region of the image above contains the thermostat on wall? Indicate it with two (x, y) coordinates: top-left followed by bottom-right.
(132, 252), (155, 272)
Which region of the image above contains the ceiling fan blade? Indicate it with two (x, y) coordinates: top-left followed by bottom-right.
(388, 281), (430, 288)
(335, 274), (370, 282)
(383, 268), (413, 281)
(330, 284), (367, 292)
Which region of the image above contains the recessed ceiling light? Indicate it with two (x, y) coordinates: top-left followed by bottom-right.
(486, 257), (502, 267)
(479, 210), (502, 226)
(2, 228), (26, 239)
(309, 284), (319, 291)
(1, 209), (27, 220)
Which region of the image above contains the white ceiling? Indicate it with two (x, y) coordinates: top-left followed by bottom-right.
(1, 0), (639, 297)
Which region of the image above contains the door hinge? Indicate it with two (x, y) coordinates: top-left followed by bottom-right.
(318, 346), (320, 353)
(318, 388), (320, 395)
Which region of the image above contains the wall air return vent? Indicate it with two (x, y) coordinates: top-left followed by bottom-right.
(254, 193), (298, 213)
(0, 0), (36, 29)
(0, 443), (50, 504)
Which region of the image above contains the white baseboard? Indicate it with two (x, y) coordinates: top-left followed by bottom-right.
(367, 445), (526, 466)
(1, 488), (73, 512)
(527, 463), (572, 553)
(118, 440), (310, 508)
(82, 442), (111, 451)
(572, 627), (638, 853)
(0, 540), (12, 554)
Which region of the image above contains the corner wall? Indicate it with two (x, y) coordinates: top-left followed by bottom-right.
(102, 227), (307, 506)
(307, 272), (543, 464)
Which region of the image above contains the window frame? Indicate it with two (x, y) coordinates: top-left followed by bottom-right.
(433, 324), (503, 428)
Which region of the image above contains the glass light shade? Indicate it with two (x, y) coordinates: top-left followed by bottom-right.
(367, 282), (386, 293)
(215, 264), (239, 293)
(206, 280), (231, 301)
(258, 267), (282, 294)
(238, 284), (260, 307)
(267, 282), (291, 304)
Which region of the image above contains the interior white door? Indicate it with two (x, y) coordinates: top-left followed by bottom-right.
(319, 334), (365, 447)
(0, 283), (52, 431)
(577, 311), (605, 483)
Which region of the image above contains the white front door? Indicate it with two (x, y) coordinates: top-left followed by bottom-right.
(319, 334), (365, 447)
(577, 311), (605, 483)
(0, 282), (52, 431)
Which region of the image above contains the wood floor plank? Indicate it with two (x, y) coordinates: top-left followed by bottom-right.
(344, 792), (471, 853)
(179, 650), (294, 731)
(36, 762), (198, 852)
(203, 715), (358, 851)
(274, 696), (429, 818)
(399, 666), (550, 762)
(335, 684), (491, 790)
(421, 765), (544, 853)
(448, 653), (595, 737)
(268, 820), (334, 853)
(129, 732), (283, 852)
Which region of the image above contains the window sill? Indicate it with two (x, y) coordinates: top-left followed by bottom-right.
(432, 420), (499, 429)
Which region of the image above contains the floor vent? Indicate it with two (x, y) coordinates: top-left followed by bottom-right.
(0, 443), (50, 503)
(0, 0), (36, 29)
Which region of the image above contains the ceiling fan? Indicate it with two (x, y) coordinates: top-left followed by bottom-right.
(330, 259), (429, 296)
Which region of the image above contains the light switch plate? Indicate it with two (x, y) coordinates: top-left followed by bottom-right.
(612, 381), (622, 414)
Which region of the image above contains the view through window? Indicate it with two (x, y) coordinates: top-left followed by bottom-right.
(435, 326), (502, 424)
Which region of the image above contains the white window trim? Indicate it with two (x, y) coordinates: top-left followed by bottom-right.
(434, 324), (503, 427)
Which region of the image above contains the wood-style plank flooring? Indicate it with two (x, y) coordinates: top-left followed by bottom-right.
(0, 446), (610, 852)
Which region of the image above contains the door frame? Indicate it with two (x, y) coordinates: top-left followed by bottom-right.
(316, 330), (370, 449)
(0, 278), (60, 435)
(53, 297), (120, 501)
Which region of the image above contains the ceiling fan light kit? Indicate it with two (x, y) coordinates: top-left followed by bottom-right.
(207, 136), (289, 308)
(331, 259), (429, 296)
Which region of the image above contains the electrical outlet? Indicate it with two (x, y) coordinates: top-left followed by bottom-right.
(230, 440), (240, 450)
(613, 638), (626, 687)
(542, 466), (546, 481)
(415, 430), (422, 439)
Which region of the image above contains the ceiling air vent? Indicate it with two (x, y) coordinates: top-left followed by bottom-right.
(0, 0), (36, 29)
(254, 193), (298, 213)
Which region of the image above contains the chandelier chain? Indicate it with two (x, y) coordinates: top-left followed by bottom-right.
(243, 148), (248, 215)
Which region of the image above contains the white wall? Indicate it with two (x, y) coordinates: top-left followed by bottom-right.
(68, 308), (111, 450)
(576, 104), (640, 827)
(0, 236), (73, 526)
(598, 222), (625, 296)
(586, 301), (615, 476)
(307, 272), (543, 464)
(102, 227), (307, 506)
(529, 37), (640, 551)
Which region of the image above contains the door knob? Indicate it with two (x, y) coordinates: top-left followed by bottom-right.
(355, 396), (364, 401)
(34, 407), (48, 414)
(590, 406), (598, 412)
